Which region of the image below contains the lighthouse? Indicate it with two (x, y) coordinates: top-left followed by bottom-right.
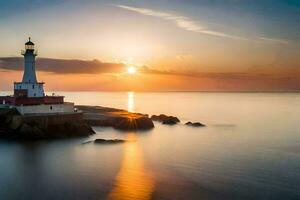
(0, 38), (75, 115)
(14, 38), (45, 98)
(22, 37), (37, 83)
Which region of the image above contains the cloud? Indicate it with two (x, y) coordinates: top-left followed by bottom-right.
(0, 57), (296, 83)
(259, 37), (289, 44)
(114, 5), (293, 43)
(140, 66), (288, 81)
(0, 57), (125, 74)
(114, 5), (244, 39)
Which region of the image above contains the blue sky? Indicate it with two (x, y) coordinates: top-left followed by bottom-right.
(1, 0), (299, 43)
(1, 0), (299, 40)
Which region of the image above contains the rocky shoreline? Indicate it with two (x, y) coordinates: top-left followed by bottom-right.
(0, 105), (205, 140)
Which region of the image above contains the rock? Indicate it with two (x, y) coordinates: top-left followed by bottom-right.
(185, 121), (205, 127)
(135, 116), (154, 130)
(77, 105), (154, 131)
(94, 138), (126, 144)
(0, 127), (15, 137)
(0, 108), (19, 125)
(19, 123), (33, 134)
(9, 115), (23, 130)
(151, 114), (180, 125)
(162, 118), (179, 125)
(113, 116), (154, 130)
(46, 122), (95, 138)
(151, 114), (168, 122)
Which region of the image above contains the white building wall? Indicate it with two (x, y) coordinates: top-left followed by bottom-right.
(14, 83), (44, 97)
(15, 103), (74, 115)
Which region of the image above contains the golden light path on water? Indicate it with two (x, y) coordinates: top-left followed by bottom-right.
(107, 133), (155, 200)
(108, 93), (154, 200)
(127, 92), (135, 113)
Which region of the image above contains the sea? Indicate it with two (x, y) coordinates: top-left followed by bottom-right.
(0, 92), (300, 200)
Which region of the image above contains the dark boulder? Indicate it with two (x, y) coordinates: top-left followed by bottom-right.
(185, 121), (205, 127)
(162, 117), (179, 125)
(45, 122), (95, 138)
(0, 108), (19, 125)
(151, 114), (168, 122)
(78, 106), (154, 131)
(151, 114), (180, 125)
(113, 116), (154, 130)
(6, 121), (95, 140)
(86, 116), (154, 131)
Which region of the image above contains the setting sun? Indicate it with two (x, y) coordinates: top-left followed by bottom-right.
(127, 66), (136, 74)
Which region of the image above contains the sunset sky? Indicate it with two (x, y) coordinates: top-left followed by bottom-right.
(1, 0), (300, 91)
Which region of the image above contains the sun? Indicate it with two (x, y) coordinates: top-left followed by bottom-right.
(127, 66), (136, 74)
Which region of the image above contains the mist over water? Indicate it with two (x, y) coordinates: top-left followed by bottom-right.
(1, 92), (300, 199)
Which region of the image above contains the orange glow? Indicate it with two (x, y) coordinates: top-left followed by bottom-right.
(1, 69), (300, 92)
(108, 133), (154, 200)
(127, 66), (136, 74)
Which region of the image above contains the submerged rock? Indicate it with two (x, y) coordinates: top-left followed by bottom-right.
(94, 138), (126, 144)
(151, 114), (180, 125)
(185, 121), (205, 127)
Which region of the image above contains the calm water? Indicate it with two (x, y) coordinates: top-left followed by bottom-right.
(1, 92), (300, 200)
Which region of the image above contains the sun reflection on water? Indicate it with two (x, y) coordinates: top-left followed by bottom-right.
(107, 133), (154, 200)
(127, 92), (135, 112)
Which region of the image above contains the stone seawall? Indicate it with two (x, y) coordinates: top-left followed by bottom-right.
(16, 103), (74, 115)
(0, 109), (95, 139)
(23, 112), (84, 128)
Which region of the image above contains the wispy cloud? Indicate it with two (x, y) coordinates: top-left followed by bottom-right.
(259, 37), (289, 44)
(0, 57), (125, 74)
(114, 5), (244, 39)
(114, 5), (291, 44)
(140, 66), (290, 81)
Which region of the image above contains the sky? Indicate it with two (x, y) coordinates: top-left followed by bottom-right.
(0, 0), (300, 91)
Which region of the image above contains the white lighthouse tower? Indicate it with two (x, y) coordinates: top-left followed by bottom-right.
(14, 38), (45, 97)
(22, 37), (37, 83)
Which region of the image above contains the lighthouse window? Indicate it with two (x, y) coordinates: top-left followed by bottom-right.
(32, 85), (35, 89)
(50, 106), (53, 110)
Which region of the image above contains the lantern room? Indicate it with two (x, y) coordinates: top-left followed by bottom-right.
(25, 37), (34, 50)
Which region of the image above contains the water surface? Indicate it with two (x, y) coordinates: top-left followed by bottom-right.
(1, 92), (300, 199)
